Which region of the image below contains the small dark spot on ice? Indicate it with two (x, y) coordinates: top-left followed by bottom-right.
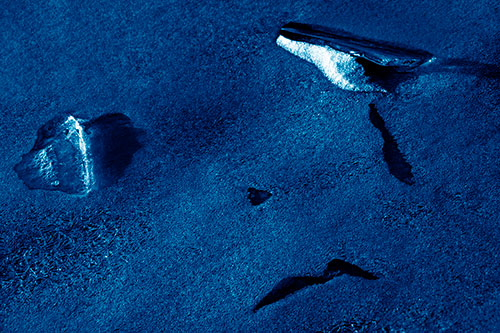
(247, 187), (272, 206)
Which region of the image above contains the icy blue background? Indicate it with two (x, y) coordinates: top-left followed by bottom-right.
(1, 0), (499, 331)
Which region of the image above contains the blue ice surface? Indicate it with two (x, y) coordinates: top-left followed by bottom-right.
(0, 0), (499, 331)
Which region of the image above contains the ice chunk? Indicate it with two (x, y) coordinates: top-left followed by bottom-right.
(15, 113), (142, 195)
(15, 115), (94, 195)
(279, 22), (432, 69)
(277, 22), (433, 92)
(277, 34), (379, 92)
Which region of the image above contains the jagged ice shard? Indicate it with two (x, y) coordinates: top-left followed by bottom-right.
(15, 113), (142, 195)
(277, 22), (434, 92)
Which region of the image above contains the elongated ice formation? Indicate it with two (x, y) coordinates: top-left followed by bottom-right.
(277, 35), (380, 92)
(277, 22), (434, 92)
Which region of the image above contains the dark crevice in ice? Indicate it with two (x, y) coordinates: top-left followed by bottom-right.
(253, 259), (378, 312)
(247, 187), (272, 206)
(369, 104), (415, 185)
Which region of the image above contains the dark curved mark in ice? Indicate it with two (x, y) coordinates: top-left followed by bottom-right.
(369, 104), (414, 185)
(253, 276), (329, 312)
(253, 259), (378, 312)
(14, 113), (142, 195)
(247, 187), (272, 206)
(324, 259), (379, 280)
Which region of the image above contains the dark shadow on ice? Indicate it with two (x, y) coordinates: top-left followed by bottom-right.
(369, 104), (415, 185)
(359, 58), (500, 92)
(253, 259), (378, 312)
(357, 57), (500, 92)
(14, 113), (143, 195)
(247, 187), (272, 206)
(84, 113), (143, 188)
(253, 276), (329, 312)
(355, 58), (416, 93)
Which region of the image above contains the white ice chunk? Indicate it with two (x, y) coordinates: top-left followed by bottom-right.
(277, 35), (383, 92)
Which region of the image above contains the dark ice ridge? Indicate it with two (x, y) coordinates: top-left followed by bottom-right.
(369, 104), (415, 185)
(248, 187), (272, 206)
(253, 259), (378, 312)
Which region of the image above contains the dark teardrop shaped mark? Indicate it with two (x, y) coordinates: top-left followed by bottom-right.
(248, 187), (272, 206)
(253, 259), (378, 312)
(84, 113), (143, 188)
(369, 104), (414, 185)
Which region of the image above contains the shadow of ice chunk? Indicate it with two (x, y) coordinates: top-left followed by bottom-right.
(15, 113), (142, 195)
(324, 259), (379, 280)
(253, 276), (328, 312)
(84, 113), (143, 188)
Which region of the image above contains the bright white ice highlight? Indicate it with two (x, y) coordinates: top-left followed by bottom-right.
(277, 35), (381, 92)
(63, 115), (94, 193)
